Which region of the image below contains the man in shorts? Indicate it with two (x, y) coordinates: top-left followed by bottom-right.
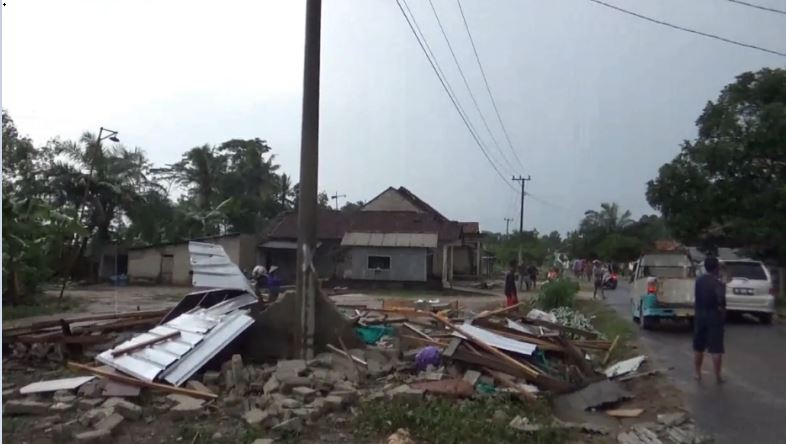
(693, 256), (726, 384)
(504, 259), (519, 307)
(592, 260), (606, 300)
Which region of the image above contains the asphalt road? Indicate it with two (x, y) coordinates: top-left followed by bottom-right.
(604, 283), (786, 444)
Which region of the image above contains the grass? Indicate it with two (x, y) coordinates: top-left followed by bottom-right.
(354, 395), (568, 444)
(575, 299), (637, 361)
(2, 295), (81, 321)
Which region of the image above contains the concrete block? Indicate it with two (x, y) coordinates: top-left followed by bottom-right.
(95, 412), (124, 434)
(323, 395), (344, 411)
(291, 386), (317, 403)
(279, 376), (312, 394)
(329, 389), (358, 405)
(102, 397), (142, 420)
(77, 380), (104, 398)
(50, 402), (74, 412)
(463, 370), (481, 386)
(78, 398), (104, 409)
(272, 417), (304, 434)
(53, 390), (77, 403)
(280, 398), (301, 409)
(276, 359), (307, 379)
(388, 385), (424, 404)
(244, 408), (277, 429)
(4, 399), (52, 415)
(263, 376), (280, 394)
(74, 429), (112, 443)
(78, 407), (114, 427)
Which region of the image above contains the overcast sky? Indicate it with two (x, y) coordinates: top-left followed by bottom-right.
(3, 0), (784, 235)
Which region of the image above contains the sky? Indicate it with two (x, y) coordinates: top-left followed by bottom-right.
(3, 0), (785, 236)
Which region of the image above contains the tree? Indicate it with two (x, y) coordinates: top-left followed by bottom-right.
(647, 68), (786, 264)
(597, 234), (645, 263)
(582, 202), (634, 233)
(340, 200), (364, 213)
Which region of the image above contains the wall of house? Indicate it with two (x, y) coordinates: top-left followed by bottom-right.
(453, 246), (473, 274)
(362, 189), (423, 213)
(259, 240), (342, 285)
(345, 246), (427, 282)
(129, 238), (248, 286)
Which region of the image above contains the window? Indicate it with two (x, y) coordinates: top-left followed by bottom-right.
(367, 255), (391, 270)
(724, 261), (767, 280)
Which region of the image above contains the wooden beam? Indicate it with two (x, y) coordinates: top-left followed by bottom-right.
(484, 368), (537, 401)
(475, 302), (524, 320)
(111, 331), (180, 357)
(400, 335), (447, 347)
(403, 323), (434, 341)
(326, 344), (367, 366)
(67, 362), (217, 400)
(602, 335), (621, 366)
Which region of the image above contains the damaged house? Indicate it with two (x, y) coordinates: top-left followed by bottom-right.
(258, 186), (484, 287)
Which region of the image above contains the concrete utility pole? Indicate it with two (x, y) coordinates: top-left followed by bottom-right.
(294, 0), (322, 360)
(511, 176), (531, 233)
(331, 192), (346, 211)
(504, 218), (513, 236)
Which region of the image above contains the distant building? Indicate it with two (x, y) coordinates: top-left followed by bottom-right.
(127, 233), (258, 285)
(259, 186), (483, 286)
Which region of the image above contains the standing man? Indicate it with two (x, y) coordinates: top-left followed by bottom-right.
(527, 263), (539, 291)
(693, 257), (726, 384)
(504, 259), (519, 307)
(267, 265), (281, 303)
(592, 260), (606, 300)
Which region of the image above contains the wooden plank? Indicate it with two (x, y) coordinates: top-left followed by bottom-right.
(606, 408), (644, 418)
(111, 331), (181, 357)
(469, 319), (564, 352)
(400, 335), (448, 347)
(185, 380), (215, 396)
(326, 344), (368, 366)
(3, 309), (169, 334)
(602, 336), (621, 366)
(403, 323), (434, 341)
(484, 368), (537, 401)
(67, 362), (217, 400)
(475, 302), (524, 320)
(428, 312), (540, 379)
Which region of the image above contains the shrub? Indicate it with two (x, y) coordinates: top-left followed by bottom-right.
(536, 278), (579, 310)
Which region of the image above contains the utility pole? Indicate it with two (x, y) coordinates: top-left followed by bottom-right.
(331, 192), (346, 211)
(511, 175), (531, 233)
(504, 218), (513, 237)
(294, 0), (322, 360)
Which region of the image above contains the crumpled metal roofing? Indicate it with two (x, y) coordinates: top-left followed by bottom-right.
(189, 241), (255, 294)
(96, 293), (257, 386)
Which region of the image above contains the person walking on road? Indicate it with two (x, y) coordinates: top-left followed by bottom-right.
(504, 259), (519, 307)
(592, 260), (606, 300)
(693, 256), (726, 384)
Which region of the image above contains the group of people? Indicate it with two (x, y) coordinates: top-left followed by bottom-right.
(502, 260), (540, 307)
(251, 264), (281, 302)
(570, 258), (614, 300)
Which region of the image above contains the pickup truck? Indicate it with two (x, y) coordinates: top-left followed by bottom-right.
(630, 251), (696, 329)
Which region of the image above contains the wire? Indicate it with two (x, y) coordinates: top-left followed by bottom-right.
(587, 0), (786, 58)
(427, 0), (517, 175)
(727, 0), (786, 16)
(456, 0), (527, 173)
(395, 0), (517, 191)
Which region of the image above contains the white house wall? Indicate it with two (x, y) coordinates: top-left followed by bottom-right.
(346, 246), (427, 282)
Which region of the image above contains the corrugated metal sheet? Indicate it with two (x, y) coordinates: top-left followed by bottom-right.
(453, 323), (536, 356)
(97, 302), (255, 386)
(341, 232), (438, 248)
(189, 241), (255, 293)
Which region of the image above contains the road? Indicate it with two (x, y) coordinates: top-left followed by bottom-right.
(605, 283), (786, 444)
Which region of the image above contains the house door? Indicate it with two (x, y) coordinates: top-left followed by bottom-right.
(160, 254), (174, 284)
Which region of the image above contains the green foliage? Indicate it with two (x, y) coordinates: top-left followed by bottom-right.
(536, 278), (579, 310)
(575, 300), (636, 361)
(647, 68), (786, 264)
(354, 396), (566, 444)
(597, 233), (645, 262)
(485, 230), (551, 268)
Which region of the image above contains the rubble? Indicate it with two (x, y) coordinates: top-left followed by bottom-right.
(74, 429), (112, 443)
(3, 399), (52, 415)
(102, 397), (142, 420)
(94, 412), (124, 434)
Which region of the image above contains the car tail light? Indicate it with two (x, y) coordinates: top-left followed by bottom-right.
(771, 287), (778, 297)
(647, 280), (658, 294)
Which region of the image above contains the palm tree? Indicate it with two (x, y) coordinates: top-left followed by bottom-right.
(583, 202), (634, 233)
(278, 173), (295, 209)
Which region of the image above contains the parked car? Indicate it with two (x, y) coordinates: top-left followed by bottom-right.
(721, 259), (775, 325)
(631, 251), (696, 329)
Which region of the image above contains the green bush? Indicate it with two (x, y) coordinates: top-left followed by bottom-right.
(536, 278), (579, 310)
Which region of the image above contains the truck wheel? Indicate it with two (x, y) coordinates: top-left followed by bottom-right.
(639, 307), (654, 330)
(759, 313), (773, 325)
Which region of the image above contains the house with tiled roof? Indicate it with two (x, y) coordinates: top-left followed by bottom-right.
(259, 186), (483, 286)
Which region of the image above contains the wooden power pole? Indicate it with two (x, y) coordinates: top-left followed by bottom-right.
(331, 192), (346, 210)
(294, 0), (322, 359)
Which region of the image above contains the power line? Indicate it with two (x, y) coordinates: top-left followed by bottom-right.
(587, 0), (786, 58)
(395, 0), (517, 191)
(426, 0), (517, 175)
(456, 0), (527, 173)
(727, 0), (786, 16)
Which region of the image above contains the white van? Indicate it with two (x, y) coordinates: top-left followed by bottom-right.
(721, 259), (774, 324)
